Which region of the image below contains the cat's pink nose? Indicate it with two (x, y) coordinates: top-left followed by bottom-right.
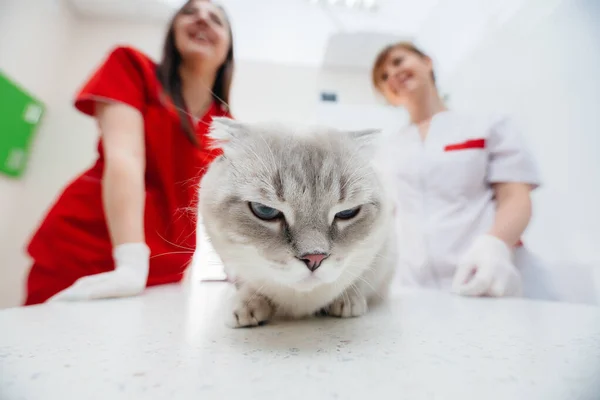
(299, 253), (329, 272)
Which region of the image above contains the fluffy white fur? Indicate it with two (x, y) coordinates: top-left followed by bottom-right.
(198, 117), (396, 328)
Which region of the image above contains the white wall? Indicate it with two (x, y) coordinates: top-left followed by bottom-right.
(230, 64), (383, 125)
(0, 10), (378, 308)
(0, 0), (75, 308)
(446, 0), (600, 266)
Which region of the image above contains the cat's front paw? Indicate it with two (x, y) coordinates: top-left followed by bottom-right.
(327, 291), (368, 318)
(227, 293), (274, 328)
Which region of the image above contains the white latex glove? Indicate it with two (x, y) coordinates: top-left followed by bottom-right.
(49, 243), (150, 302)
(451, 234), (522, 297)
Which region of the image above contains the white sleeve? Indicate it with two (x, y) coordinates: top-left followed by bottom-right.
(486, 115), (542, 189)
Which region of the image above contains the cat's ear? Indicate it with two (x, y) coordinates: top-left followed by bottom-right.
(346, 129), (382, 158)
(207, 117), (248, 151)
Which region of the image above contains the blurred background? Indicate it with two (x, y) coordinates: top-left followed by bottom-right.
(1, 0), (599, 308)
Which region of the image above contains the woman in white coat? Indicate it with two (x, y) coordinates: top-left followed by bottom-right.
(372, 41), (544, 298)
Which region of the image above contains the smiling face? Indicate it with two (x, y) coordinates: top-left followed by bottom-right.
(172, 0), (230, 70)
(372, 44), (435, 107)
(198, 119), (391, 293)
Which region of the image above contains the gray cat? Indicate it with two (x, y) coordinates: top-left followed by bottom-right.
(198, 118), (396, 328)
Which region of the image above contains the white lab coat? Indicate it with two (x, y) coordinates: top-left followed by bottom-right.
(378, 110), (544, 292)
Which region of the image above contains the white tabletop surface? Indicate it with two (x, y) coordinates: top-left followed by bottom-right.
(1, 282), (599, 400)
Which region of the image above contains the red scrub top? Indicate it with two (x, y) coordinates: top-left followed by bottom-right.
(25, 45), (230, 304)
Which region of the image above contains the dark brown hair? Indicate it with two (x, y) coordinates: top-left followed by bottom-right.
(371, 41), (435, 91)
(156, 0), (234, 146)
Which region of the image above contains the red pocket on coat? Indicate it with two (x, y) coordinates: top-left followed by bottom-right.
(444, 138), (486, 152)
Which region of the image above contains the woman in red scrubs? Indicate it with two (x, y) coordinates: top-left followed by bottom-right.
(24, 0), (234, 305)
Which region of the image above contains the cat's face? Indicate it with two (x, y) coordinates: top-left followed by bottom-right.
(199, 118), (391, 292)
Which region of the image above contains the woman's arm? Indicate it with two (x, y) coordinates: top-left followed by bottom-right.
(452, 115), (540, 298)
(96, 102), (146, 245)
(488, 182), (533, 247)
(452, 181), (532, 297)
(48, 101), (149, 302)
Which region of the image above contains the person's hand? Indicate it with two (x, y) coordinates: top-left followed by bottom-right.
(49, 243), (150, 302)
(451, 234), (522, 297)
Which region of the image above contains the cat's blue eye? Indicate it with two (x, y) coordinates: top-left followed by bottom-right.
(249, 202), (282, 221)
(335, 206), (361, 220)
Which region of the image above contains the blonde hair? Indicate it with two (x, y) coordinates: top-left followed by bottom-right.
(371, 41), (435, 91)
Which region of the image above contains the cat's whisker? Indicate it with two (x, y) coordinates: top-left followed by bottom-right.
(155, 231), (196, 251)
(175, 228), (198, 250)
(176, 172), (207, 189)
(340, 167), (368, 193)
(234, 138), (275, 176)
(150, 250), (195, 259)
(340, 143), (360, 172)
(343, 288), (351, 307)
(349, 283), (363, 299)
(167, 79), (231, 127)
(199, 79), (231, 113)
(244, 285), (265, 307)
(350, 275), (383, 302)
(340, 149), (367, 185)
(342, 168), (377, 192)
(342, 268), (379, 296)
(258, 134), (279, 173)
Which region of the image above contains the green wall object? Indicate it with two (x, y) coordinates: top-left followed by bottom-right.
(0, 70), (45, 179)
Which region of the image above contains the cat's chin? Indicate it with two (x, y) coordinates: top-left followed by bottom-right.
(291, 275), (327, 292)
(286, 269), (344, 292)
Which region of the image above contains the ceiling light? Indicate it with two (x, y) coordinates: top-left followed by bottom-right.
(306, 0), (378, 11)
(362, 0), (377, 9)
(160, 0), (186, 8)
